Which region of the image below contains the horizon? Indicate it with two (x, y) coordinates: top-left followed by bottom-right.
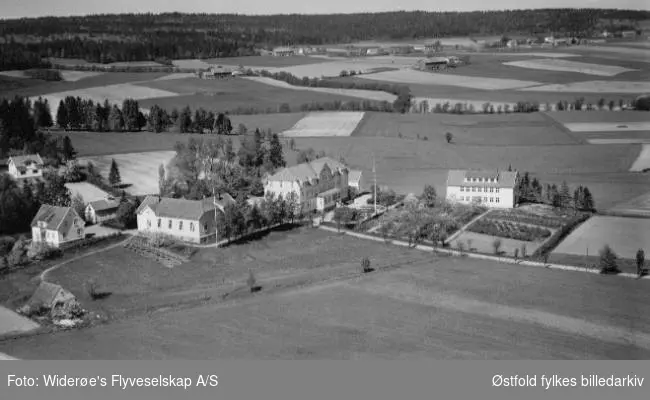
(1, 0), (649, 20)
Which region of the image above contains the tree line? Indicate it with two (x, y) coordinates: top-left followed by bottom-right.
(5, 9), (647, 70)
(514, 170), (595, 211)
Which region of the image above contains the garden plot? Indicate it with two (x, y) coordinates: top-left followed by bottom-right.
(281, 112), (365, 137)
(65, 182), (111, 202)
(520, 81), (650, 94)
(553, 216), (650, 260)
(243, 77), (397, 102)
(78, 151), (177, 196)
(630, 144), (650, 172)
(361, 69), (541, 90)
(503, 58), (636, 77)
(450, 231), (543, 256)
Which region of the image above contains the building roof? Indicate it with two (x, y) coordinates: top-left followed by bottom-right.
(88, 198), (120, 212)
(273, 47), (294, 52)
(139, 193), (235, 220)
(446, 169), (518, 189)
(9, 154), (44, 171)
(266, 157), (348, 185)
(30, 205), (74, 231)
(348, 170), (363, 183)
(28, 281), (70, 308)
(421, 57), (449, 64)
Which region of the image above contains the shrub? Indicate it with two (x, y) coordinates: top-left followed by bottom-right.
(85, 279), (98, 299)
(492, 238), (502, 254)
(599, 245), (620, 274)
(247, 269), (257, 292)
(0, 236), (16, 256)
(7, 238), (29, 267)
(520, 244), (527, 258)
(361, 257), (372, 273)
(27, 242), (63, 261)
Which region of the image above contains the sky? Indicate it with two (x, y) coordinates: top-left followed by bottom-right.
(2, 0), (648, 19)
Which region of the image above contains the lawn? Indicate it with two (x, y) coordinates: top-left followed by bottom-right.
(65, 182), (111, 202)
(78, 151), (177, 196)
(553, 215), (650, 263)
(137, 77), (365, 113)
(350, 112), (583, 146)
(1, 230), (649, 359)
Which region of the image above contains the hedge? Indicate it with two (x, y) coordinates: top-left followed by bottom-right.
(532, 213), (591, 260)
(60, 232), (124, 251)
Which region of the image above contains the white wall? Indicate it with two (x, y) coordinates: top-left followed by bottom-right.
(8, 161), (42, 180)
(446, 186), (514, 209)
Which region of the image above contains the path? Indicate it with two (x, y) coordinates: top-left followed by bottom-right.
(318, 225), (650, 281)
(40, 235), (133, 282)
(444, 209), (491, 244)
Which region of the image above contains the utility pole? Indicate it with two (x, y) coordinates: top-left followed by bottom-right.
(213, 186), (218, 243)
(373, 153), (377, 216)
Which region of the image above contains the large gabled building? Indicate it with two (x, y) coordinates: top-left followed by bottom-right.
(264, 157), (349, 213)
(31, 205), (85, 248)
(8, 154), (44, 180)
(446, 169), (519, 209)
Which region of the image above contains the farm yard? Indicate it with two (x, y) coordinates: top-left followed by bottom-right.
(281, 112), (366, 137)
(1, 229), (650, 359)
(551, 215), (650, 274)
(78, 151), (176, 195)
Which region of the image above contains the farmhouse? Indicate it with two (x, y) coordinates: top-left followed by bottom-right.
(446, 169), (519, 209)
(265, 157), (349, 213)
(621, 30), (638, 39)
(348, 170), (365, 193)
(198, 66), (232, 79)
(7, 154), (44, 180)
(136, 193), (235, 244)
(31, 205), (85, 248)
(365, 47), (380, 56)
(28, 281), (75, 311)
(85, 198), (120, 224)
(273, 47), (295, 57)
(417, 57), (450, 71)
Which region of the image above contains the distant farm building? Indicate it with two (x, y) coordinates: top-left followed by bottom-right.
(446, 170), (519, 209)
(28, 281), (76, 311)
(85, 197), (120, 224)
(365, 47), (380, 55)
(388, 45), (413, 55)
(621, 30), (638, 39)
(417, 57), (458, 71)
(273, 47), (295, 57)
(197, 66), (233, 79)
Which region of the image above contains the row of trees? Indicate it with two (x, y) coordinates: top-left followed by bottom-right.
(3, 9), (649, 70)
(514, 170), (595, 211)
(55, 97), (146, 132)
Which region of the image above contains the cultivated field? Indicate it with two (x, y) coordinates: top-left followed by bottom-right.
(0, 70), (103, 82)
(65, 182), (111, 202)
(520, 80), (650, 93)
(78, 151), (176, 195)
(268, 60), (410, 79)
(1, 230), (650, 359)
(153, 73), (197, 81)
(610, 191), (650, 216)
(206, 56), (330, 67)
(553, 215), (650, 261)
(243, 76), (397, 102)
(630, 145), (650, 172)
(360, 69), (541, 90)
(0, 306), (39, 337)
(503, 58), (637, 76)
(569, 46), (650, 64)
(563, 122), (650, 132)
(282, 112), (366, 137)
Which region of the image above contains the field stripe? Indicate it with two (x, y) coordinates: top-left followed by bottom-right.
(503, 58), (637, 77)
(243, 77), (397, 102)
(630, 144), (650, 172)
(352, 280), (650, 350)
(520, 81), (650, 94)
(564, 122), (650, 132)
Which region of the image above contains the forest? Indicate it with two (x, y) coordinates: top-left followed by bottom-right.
(1, 9), (649, 70)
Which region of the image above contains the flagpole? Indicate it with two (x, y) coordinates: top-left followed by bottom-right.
(373, 153), (377, 216)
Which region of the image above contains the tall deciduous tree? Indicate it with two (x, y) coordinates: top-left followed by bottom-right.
(420, 184), (437, 208)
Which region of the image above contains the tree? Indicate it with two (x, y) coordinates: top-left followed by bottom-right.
(420, 184), (437, 208)
(215, 113), (232, 135)
(269, 133), (286, 168)
(599, 245), (619, 274)
(61, 135), (76, 161)
(333, 206), (356, 231)
(56, 100), (69, 130)
(33, 97), (53, 130)
(492, 238), (502, 255)
(38, 172), (71, 207)
(379, 221), (393, 243)
(108, 158), (121, 186)
(224, 138), (236, 163)
(72, 193), (86, 221)
(246, 205), (265, 232)
(361, 257), (372, 273)
(247, 269), (257, 292)
(148, 104), (167, 133)
(108, 105), (124, 132)
(285, 191), (299, 224)
(445, 132), (453, 143)
(637, 249), (645, 276)
(158, 163), (166, 196)
(559, 181), (571, 209)
(122, 99), (141, 131)
(582, 187), (594, 211)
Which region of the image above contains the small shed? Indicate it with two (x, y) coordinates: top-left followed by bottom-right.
(28, 281), (76, 310)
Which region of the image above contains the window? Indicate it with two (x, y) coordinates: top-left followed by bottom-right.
(484, 197), (488, 202)
(157, 219), (161, 228)
(460, 187), (464, 192)
(179, 221), (183, 230)
(496, 197), (500, 203)
(77, 228), (81, 235)
(490, 187), (494, 193)
(147, 220), (151, 228)
(490, 197), (494, 203)
(190, 223), (195, 232)
(168, 220), (172, 229)
(496, 188), (500, 193)
(20, 171), (25, 175)
(32, 169), (38, 174)
(203, 223), (208, 232)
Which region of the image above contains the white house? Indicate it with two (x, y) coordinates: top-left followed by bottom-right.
(348, 170), (365, 193)
(264, 157), (349, 213)
(8, 154), (44, 180)
(136, 193), (235, 244)
(31, 205), (85, 248)
(85, 198), (120, 224)
(445, 169), (519, 209)
(272, 47), (295, 57)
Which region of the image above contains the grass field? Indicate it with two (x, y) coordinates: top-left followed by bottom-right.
(630, 144), (650, 172)
(349, 112), (583, 146)
(206, 56), (329, 67)
(449, 231), (544, 256)
(1, 229), (649, 359)
(0, 306), (39, 337)
(65, 182), (111, 202)
(79, 151), (177, 195)
(138, 77), (365, 112)
(282, 112), (366, 137)
(267, 60), (412, 79)
(610, 192), (650, 217)
(520, 80), (650, 94)
(553, 216), (650, 261)
(361, 69), (541, 90)
(503, 58), (637, 77)
(243, 76), (397, 102)
(569, 46), (650, 64)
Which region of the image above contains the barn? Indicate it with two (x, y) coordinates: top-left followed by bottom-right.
(417, 57), (450, 71)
